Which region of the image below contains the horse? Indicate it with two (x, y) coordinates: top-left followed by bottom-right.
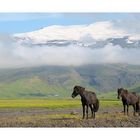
(117, 88), (140, 116)
(71, 86), (99, 119)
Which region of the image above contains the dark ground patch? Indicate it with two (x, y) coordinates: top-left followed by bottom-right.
(0, 107), (139, 127)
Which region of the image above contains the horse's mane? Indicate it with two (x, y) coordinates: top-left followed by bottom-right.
(123, 89), (128, 94)
(132, 92), (136, 95)
(85, 90), (96, 95)
(75, 86), (85, 93)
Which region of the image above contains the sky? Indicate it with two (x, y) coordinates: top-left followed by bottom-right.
(0, 13), (132, 34)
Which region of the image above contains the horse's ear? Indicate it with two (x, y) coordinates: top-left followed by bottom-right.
(125, 90), (128, 93)
(80, 87), (85, 92)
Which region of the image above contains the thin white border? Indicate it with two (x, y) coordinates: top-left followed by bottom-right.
(0, 0), (140, 140)
(0, 128), (140, 140)
(0, 0), (140, 12)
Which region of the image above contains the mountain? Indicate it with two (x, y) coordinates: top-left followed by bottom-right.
(0, 64), (140, 99)
(13, 22), (140, 48)
(1, 22), (140, 99)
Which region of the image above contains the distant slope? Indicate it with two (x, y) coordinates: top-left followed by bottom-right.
(0, 77), (69, 98)
(75, 64), (140, 92)
(0, 66), (96, 98)
(0, 64), (140, 98)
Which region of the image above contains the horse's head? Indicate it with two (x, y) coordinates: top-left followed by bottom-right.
(117, 88), (123, 99)
(117, 88), (128, 99)
(71, 86), (85, 98)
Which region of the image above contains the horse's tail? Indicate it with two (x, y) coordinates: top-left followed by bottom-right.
(94, 99), (99, 112)
(136, 98), (140, 112)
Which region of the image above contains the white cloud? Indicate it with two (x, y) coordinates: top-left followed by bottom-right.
(1, 40), (140, 68)
(88, 21), (127, 40)
(15, 21), (128, 43)
(113, 14), (140, 34)
(128, 34), (140, 40)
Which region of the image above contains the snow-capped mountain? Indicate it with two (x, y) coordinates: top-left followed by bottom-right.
(13, 21), (140, 48)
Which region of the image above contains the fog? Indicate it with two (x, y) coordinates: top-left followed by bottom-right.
(0, 37), (140, 68)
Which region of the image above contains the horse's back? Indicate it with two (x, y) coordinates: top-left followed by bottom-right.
(85, 90), (97, 97)
(83, 90), (98, 104)
(127, 93), (139, 104)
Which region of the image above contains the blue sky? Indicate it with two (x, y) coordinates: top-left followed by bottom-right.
(0, 13), (133, 34)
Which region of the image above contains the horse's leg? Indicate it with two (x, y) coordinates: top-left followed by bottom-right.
(86, 105), (89, 119)
(136, 101), (140, 116)
(89, 104), (93, 118)
(133, 104), (136, 116)
(137, 102), (140, 116)
(123, 103), (126, 115)
(93, 112), (95, 119)
(127, 105), (129, 116)
(138, 105), (140, 116)
(82, 104), (85, 119)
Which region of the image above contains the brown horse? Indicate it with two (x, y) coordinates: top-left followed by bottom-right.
(71, 86), (99, 119)
(117, 88), (140, 116)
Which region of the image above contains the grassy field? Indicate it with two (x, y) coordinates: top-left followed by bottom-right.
(0, 99), (121, 108)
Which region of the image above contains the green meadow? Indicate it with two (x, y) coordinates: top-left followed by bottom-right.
(0, 99), (121, 109)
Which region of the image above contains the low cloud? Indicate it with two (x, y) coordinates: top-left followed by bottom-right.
(0, 36), (140, 68)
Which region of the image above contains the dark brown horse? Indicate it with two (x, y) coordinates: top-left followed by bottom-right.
(117, 88), (140, 116)
(71, 86), (99, 119)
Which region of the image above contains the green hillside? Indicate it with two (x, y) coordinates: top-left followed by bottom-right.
(0, 66), (96, 98)
(0, 77), (67, 98)
(0, 64), (140, 99)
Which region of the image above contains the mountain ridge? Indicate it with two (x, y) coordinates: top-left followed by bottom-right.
(0, 64), (140, 99)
